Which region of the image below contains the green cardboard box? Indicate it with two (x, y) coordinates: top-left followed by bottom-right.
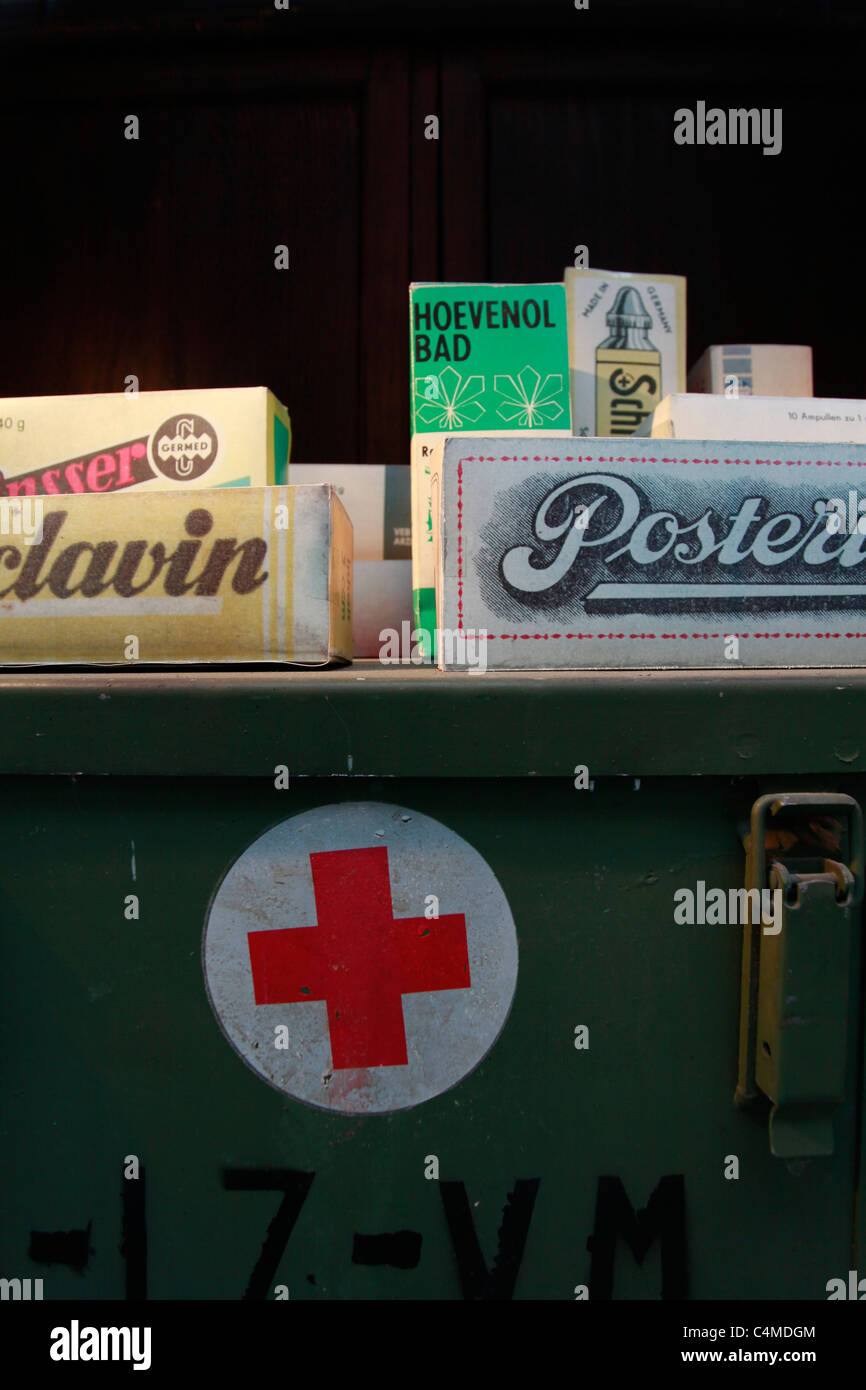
(410, 282), (571, 657)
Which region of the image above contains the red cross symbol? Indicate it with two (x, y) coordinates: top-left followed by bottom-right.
(247, 846), (470, 1070)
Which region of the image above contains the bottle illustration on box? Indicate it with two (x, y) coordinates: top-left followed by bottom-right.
(595, 287), (662, 435)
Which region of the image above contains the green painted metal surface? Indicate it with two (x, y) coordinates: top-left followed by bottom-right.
(0, 664), (865, 777)
(1, 669), (865, 1299)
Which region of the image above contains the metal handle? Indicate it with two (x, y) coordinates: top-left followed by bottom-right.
(736, 792), (862, 1158)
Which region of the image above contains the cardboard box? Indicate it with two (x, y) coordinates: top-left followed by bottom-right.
(0, 387), (291, 497)
(432, 436), (866, 670)
(410, 282), (572, 655)
(688, 344), (813, 397)
(290, 464), (411, 656)
(637, 393), (866, 442)
(0, 484), (351, 666)
(289, 464), (409, 560)
(564, 267), (686, 438)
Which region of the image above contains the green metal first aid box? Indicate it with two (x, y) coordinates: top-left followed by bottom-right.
(2, 665), (866, 1301)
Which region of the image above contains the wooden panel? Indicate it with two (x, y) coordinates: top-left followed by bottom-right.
(440, 41), (866, 400)
(410, 50), (440, 281)
(360, 49), (410, 461)
(440, 49), (485, 280)
(2, 9), (865, 473)
(0, 44), (410, 463)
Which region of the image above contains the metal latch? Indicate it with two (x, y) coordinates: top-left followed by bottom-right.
(736, 793), (863, 1158)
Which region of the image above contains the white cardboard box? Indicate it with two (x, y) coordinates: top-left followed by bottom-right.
(433, 435), (866, 670)
(688, 344), (813, 397)
(637, 393), (866, 443)
(290, 464), (411, 657)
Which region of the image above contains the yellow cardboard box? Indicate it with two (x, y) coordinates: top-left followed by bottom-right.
(0, 484), (351, 666)
(565, 268), (686, 437)
(0, 387), (290, 496)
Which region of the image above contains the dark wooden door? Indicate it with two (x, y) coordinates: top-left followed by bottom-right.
(1, 3), (864, 461)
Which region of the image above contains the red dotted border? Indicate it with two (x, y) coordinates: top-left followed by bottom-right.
(456, 462), (463, 627)
(460, 453), (866, 468)
(484, 632), (866, 641)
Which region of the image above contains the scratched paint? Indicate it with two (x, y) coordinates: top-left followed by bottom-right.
(202, 802), (519, 1114)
